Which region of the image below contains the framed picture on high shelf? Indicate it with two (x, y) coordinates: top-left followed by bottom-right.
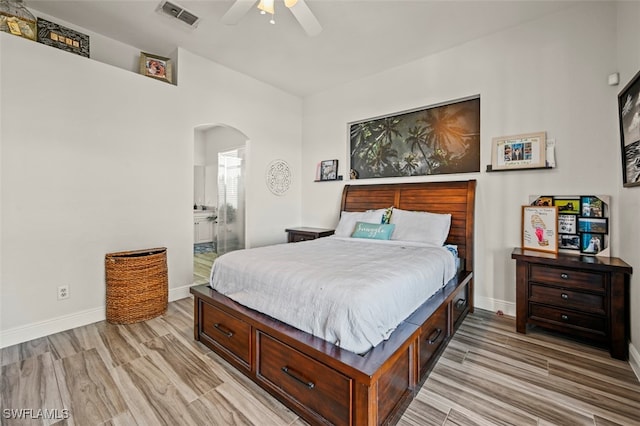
(491, 132), (546, 171)
(521, 205), (558, 254)
(139, 52), (173, 84)
(319, 159), (338, 181)
(618, 69), (640, 187)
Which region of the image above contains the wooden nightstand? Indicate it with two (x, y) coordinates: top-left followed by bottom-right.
(511, 248), (632, 360)
(285, 227), (334, 243)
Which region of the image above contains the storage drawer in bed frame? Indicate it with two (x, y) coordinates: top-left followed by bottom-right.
(191, 269), (473, 426)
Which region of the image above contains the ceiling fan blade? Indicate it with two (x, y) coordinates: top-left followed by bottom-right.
(222, 0), (257, 25)
(287, 0), (322, 37)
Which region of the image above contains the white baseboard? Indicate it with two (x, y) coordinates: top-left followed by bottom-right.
(629, 342), (640, 382)
(169, 283), (194, 301)
(0, 284), (195, 349)
(0, 306), (105, 349)
(475, 296), (516, 317)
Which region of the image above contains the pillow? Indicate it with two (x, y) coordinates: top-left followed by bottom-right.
(351, 222), (396, 240)
(390, 208), (452, 245)
(334, 209), (387, 237)
(381, 206), (394, 224)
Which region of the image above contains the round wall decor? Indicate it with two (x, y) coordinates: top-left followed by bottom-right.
(266, 159), (292, 196)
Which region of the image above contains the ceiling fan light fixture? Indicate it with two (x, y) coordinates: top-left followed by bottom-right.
(257, 0), (274, 15)
(284, 0), (298, 7)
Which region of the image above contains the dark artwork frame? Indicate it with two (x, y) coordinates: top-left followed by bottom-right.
(349, 96), (480, 179)
(37, 18), (89, 58)
(320, 159), (339, 181)
(618, 69), (640, 187)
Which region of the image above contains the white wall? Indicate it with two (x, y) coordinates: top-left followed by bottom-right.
(301, 2), (621, 316)
(616, 1), (640, 375)
(0, 34), (301, 346)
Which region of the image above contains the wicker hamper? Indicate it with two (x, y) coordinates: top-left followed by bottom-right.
(105, 247), (168, 324)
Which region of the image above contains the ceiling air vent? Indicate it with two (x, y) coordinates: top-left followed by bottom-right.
(158, 1), (200, 27)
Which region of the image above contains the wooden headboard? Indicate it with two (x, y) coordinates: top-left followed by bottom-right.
(341, 180), (476, 272)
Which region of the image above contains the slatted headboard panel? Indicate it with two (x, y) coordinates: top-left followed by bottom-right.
(340, 180), (476, 272)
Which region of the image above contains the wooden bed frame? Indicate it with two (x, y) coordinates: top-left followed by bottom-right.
(191, 180), (476, 425)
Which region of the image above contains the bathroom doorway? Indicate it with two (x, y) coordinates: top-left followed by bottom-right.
(193, 125), (248, 284)
(216, 147), (246, 255)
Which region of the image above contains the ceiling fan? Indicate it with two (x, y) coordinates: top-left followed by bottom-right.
(222, 0), (322, 37)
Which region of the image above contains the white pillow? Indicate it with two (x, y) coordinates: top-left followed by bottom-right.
(390, 208), (452, 245)
(334, 209), (386, 237)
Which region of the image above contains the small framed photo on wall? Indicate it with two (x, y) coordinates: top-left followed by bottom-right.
(521, 205), (558, 254)
(139, 52), (173, 84)
(320, 159), (339, 181)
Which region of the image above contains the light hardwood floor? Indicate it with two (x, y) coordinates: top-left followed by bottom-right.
(193, 252), (217, 285)
(1, 300), (639, 425)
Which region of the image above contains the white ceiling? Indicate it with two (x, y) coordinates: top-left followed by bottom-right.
(27, 0), (579, 96)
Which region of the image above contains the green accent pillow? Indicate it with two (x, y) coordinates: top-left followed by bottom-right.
(381, 206), (394, 224)
(351, 222), (396, 240)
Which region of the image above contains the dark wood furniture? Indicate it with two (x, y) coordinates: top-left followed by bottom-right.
(285, 226), (335, 243)
(512, 248), (632, 360)
(191, 180), (476, 425)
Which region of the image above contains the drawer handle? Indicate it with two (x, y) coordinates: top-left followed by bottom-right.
(213, 323), (234, 338)
(561, 293), (569, 300)
(455, 298), (467, 309)
(427, 328), (442, 344)
(560, 273), (569, 280)
(281, 366), (315, 389)
(561, 314), (569, 321)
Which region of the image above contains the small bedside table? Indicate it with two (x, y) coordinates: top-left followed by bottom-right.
(511, 247), (632, 360)
(285, 227), (334, 243)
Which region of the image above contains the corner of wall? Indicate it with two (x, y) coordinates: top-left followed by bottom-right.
(629, 342), (640, 382)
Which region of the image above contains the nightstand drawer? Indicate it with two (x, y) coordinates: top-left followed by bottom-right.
(529, 284), (605, 315)
(529, 304), (606, 334)
(289, 233), (315, 243)
(530, 265), (605, 292)
(286, 227), (335, 243)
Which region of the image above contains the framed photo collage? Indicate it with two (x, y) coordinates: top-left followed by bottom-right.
(530, 195), (609, 256)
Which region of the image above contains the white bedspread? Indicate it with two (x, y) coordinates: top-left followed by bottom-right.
(209, 236), (456, 354)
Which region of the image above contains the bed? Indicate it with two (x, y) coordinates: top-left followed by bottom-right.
(191, 180), (476, 425)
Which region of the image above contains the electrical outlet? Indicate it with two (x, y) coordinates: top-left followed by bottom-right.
(57, 285), (69, 300)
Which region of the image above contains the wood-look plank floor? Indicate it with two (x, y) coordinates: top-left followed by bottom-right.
(193, 252), (217, 285)
(2, 301), (638, 425)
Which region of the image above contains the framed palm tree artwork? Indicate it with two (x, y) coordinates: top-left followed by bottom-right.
(349, 96), (480, 179)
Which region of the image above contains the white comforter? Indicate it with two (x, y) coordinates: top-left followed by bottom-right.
(209, 236), (456, 354)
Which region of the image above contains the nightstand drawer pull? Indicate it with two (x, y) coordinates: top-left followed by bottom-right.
(561, 293), (569, 300)
(560, 273), (569, 279)
(213, 323), (234, 338)
(561, 314), (569, 321)
(281, 366), (315, 389)
(427, 328), (443, 344)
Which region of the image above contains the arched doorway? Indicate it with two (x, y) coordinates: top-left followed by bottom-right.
(193, 124), (248, 284)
